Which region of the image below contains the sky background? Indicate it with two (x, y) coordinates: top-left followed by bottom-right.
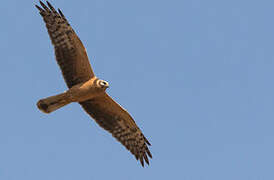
(1, 0), (274, 179)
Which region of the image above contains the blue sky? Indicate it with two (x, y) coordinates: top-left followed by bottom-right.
(1, 0), (274, 179)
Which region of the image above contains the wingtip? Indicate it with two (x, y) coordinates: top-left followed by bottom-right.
(143, 154), (150, 165)
(39, 1), (49, 11)
(35, 4), (43, 11)
(140, 158), (144, 167)
(147, 150), (152, 159)
(46, 1), (53, 8)
(145, 137), (151, 146)
(39, 0), (44, 6)
(46, 1), (56, 12)
(58, 8), (64, 17)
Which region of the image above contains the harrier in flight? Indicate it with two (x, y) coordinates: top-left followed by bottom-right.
(35, 1), (152, 166)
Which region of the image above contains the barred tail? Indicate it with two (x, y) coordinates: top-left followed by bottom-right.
(37, 92), (70, 113)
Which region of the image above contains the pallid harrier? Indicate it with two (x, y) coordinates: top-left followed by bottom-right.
(35, 1), (152, 166)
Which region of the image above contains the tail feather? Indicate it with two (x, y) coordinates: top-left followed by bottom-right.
(37, 92), (70, 113)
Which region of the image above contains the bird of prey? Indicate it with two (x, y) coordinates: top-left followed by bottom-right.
(35, 1), (152, 166)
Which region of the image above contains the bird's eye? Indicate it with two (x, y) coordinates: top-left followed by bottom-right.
(100, 81), (105, 86)
(99, 80), (108, 87)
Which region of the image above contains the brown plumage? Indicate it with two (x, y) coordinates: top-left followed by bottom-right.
(36, 1), (94, 87)
(36, 1), (152, 166)
(80, 94), (152, 166)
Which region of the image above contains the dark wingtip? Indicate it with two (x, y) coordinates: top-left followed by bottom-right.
(39, 1), (50, 11)
(35, 4), (43, 12)
(58, 8), (64, 17)
(46, 1), (56, 12)
(140, 158), (144, 167)
(135, 135), (152, 166)
(144, 154), (149, 165)
(147, 149), (152, 158)
(145, 137), (151, 146)
(46, 1), (52, 7)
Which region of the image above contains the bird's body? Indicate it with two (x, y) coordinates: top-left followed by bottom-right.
(66, 77), (102, 102)
(37, 77), (107, 113)
(67, 78), (108, 102)
(35, 1), (152, 166)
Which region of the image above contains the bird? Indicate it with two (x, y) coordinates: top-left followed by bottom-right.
(35, 1), (152, 167)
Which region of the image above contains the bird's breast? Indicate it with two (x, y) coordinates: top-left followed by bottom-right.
(67, 78), (101, 102)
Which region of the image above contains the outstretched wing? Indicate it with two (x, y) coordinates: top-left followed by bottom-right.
(35, 1), (94, 88)
(80, 93), (152, 166)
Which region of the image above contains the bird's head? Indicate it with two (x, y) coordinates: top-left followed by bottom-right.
(97, 79), (109, 90)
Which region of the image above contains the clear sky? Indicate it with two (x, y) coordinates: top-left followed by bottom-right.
(1, 0), (274, 179)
